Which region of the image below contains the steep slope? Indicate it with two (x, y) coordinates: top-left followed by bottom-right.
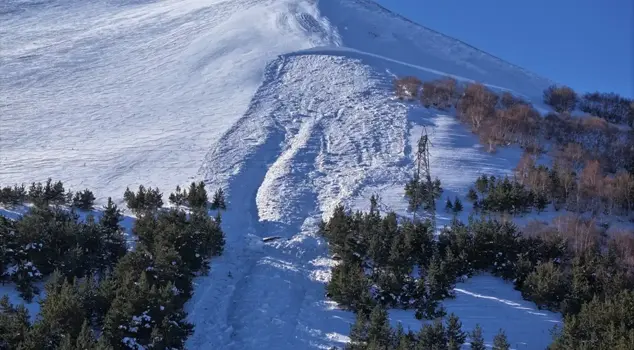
(2, 0), (559, 349)
(0, 0), (339, 204)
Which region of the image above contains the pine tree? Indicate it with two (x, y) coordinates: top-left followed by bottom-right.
(446, 313), (466, 350)
(521, 261), (567, 310)
(467, 188), (478, 202)
(72, 189), (96, 211)
(452, 197), (463, 214)
(169, 185), (187, 207)
(38, 278), (86, 346)
(492, 329), (510, 350)
(367, 305), (392, 349)
(99, 198), (127, 272)
(74, 319), (98, 349)
(210, 188), (226, 211)
(326, 262), (373, 313)
(187, 181), (208, 209)
(418, 319), (447, 350)
(28, 181), (44, 205)
(413, 275), (445, 320)
(427, 252), (455, 301)
(445, 198), (453, 212)
(0, 295), (31, 348)
(348, 311), (369, 350)
(469, 324), (486, 350)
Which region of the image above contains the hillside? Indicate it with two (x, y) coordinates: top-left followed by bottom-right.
(1, 0), (574, 349)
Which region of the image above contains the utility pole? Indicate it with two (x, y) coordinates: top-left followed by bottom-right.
(412, 127), (435, 232)
(419, 127), (436, 233)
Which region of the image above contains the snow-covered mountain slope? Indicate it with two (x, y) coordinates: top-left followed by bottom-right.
(2, 0), (560, 348)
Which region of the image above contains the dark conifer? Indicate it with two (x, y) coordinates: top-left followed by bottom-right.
(469, 324), (486, 350)
(445, 198), (453, 212)
(72, 189), (96, 211)
(492, 329), (510, 350)
(446, 313), (466, 350)
(210, 188), (226, 211)
(452, 197), (463, 214)
(367, 305), (392, 349)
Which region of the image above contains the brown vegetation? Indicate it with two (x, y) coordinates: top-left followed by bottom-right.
(551, 214), (603, 255)
(394, 76), (422, 100)
(543, 85), (577, 113)
(499, 91), (528, 109)
(578, 91), (633, 125)
(456, 83), (498, 131)
(420, 77), (458, 110)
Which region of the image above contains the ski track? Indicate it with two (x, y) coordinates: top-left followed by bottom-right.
(1, 0), (560, 349)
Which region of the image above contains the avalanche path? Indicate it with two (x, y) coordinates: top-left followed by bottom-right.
(187, 52), (411, 349)
(186, 45), (560, 348)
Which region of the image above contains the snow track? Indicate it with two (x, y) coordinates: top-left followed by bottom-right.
(189, 53), (411, 349)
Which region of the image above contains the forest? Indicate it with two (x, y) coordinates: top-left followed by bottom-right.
(0, 179), (226, 349)
(321, 79), (634, 349)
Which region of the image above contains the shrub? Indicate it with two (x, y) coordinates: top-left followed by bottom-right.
(457, 83), (498, 131)
(420, 77), (458, 109)
(394, 76), (422, 100)
(499, 91), (528, 109)
(578, 91), (632, 124)
(543, 85), (577, 113)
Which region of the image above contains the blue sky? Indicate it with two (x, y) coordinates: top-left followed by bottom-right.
(376, 0), (634, 98)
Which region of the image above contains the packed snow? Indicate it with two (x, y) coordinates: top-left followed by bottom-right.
(1, 0), (561, 349)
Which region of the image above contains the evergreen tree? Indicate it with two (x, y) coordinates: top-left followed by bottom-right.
(413, 275), (445, 320)
(521, 261), (568, 311)
(169, 185), (187, 207)
(366, 305), (392, 349)
(445, 198), (453, 212)
(187, 181), (208, 209)
(99, 198), (127, 273)
(452, 197), (463, 214)
(210, 188), (226, 211)
(348, 311), (369, 350)
(72, 189), (96, 211)
(418, 319), (447, 350)
(74, 320), (98, 349)
(37, 277), (87, 347)
(326, 262), (373, 313)
(446, 313), (466, 350)
(469, 324), (486, 350)
(0, 296), (31, 349)
(492, 329), (510, 350)
(28, 181), (44, 206)
(467, 188), (478, 202)
(427, 252), (455, 301)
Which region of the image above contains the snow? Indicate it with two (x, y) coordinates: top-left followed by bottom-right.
(2, 0), (562, 349)
(390, 274), (561, 350)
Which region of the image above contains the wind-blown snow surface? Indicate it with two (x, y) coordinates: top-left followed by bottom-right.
(2, 0), (559, 348)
